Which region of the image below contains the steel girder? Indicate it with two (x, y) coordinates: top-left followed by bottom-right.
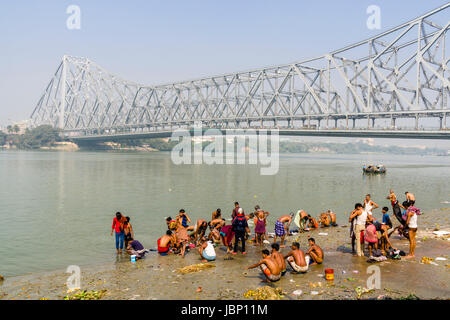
(30, 4), (450, 136)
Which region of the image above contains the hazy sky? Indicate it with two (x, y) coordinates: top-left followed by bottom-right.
(0, 1), (448, 148)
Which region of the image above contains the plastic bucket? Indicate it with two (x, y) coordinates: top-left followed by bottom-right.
(325, 268), (334, 281)
(131, 255), (136, 263)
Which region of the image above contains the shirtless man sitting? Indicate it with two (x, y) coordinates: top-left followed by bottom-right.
(306, 238), (323, 265)
(273, 213), (293, 248)
(284, 242), (310, 273)
(246, 249), (282, 282)
(271, 243), (286, 276)
(326, 210), (338, 226)
(157, 230), (175, 255)
(318, 213), (330, 227)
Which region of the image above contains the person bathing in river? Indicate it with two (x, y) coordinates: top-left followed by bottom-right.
(191, 219), (209, 244)
(404, 202), (418, 259)
(405, 191), (415, 206)
(111, 212), (126, 254)
(208, 226), (221, 244)
(174, 224), (190, 257)
(284, 242), (309, 273)
(198, 237), (216, 262)
(177, 209), (192, 229)
(219, 224), (234, 254)
(271, 243), (286, 276)
(273, 213), (293, 248)
(368, 214), (397, 254)
(123, 217), (134, 249)
(126, 237), (149, 259)
(212, 208), (222, 220)
(254, 210), (267, 246)
(232, 202), (243, 220)
(363, 194), (379, 217)
(318, 212), (330, 228)
(246, 249), (282, 282)
(307, 215), (319, 230)
(232, 208), (249, 254)
(209, 218), (225, 230)
(166, 216), (176, 230)
(326, 210), (338, 226)
(157, 230), (175, 255)
(349, 203), (367, 257)
(306, 238), (323, 265)
(298, 210), (309, 232)
(364, 220), (378, 257)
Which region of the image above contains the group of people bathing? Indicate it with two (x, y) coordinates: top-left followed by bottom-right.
(110, 189), (419, 281)
(349, 190), (420, 259)
(111, 213), (149, 258)
(154, 203), (325, 282)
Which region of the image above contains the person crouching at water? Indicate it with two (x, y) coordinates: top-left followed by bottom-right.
(273, 213), (293, 248)
(270, 243), (286, 276)
(318, 213), (330, 228)
(326, 210), (338, 226)
(298, 210), (309, 232)
(111, 212), (126, 254)
(219, 224), (234, 254)
(192, 219), (209, 244)
(232, 208), (249, 254)
(349, 203), (367, 257)
(306, 238), (323, 265)
(198, 237), (216, 262)
(126, 237), (149, 259)
(246, 249), (281, 282)
(284, 242), (309, 273)
(368, 214), (397, 254)
(307, 215), (319, 230)
(157, 230), (175, 255)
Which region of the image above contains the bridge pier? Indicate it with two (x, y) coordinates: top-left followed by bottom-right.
(391, 117), (396, 130)
(415, 114), (419, 130)
(352, 118), (356, 129)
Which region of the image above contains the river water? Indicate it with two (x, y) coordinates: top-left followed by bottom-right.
(0, 150), (449, 277)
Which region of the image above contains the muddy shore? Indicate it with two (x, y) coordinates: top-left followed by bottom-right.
(1, 209), (449, 300)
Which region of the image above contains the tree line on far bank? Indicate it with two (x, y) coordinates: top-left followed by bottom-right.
(0, 125), (62, 149)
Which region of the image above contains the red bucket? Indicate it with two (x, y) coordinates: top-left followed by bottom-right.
(325, 268), (334, 281)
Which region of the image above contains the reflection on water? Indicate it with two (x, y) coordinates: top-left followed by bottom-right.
(0, 150), (449, 276)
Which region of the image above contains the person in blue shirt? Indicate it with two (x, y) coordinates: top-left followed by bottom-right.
(381, 207), (393, 229)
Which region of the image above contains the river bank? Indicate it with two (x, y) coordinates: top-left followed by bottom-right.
(1, 208), (449, 300)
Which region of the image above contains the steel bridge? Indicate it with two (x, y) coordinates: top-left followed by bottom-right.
(30, 4), (450, 141)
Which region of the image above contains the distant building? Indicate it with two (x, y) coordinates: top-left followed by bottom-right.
(6, 120), (30, 134)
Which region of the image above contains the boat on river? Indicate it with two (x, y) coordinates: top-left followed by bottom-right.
(362, 164), (386, 174)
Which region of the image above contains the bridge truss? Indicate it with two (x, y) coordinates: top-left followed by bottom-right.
(30, 4), (450, 139)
